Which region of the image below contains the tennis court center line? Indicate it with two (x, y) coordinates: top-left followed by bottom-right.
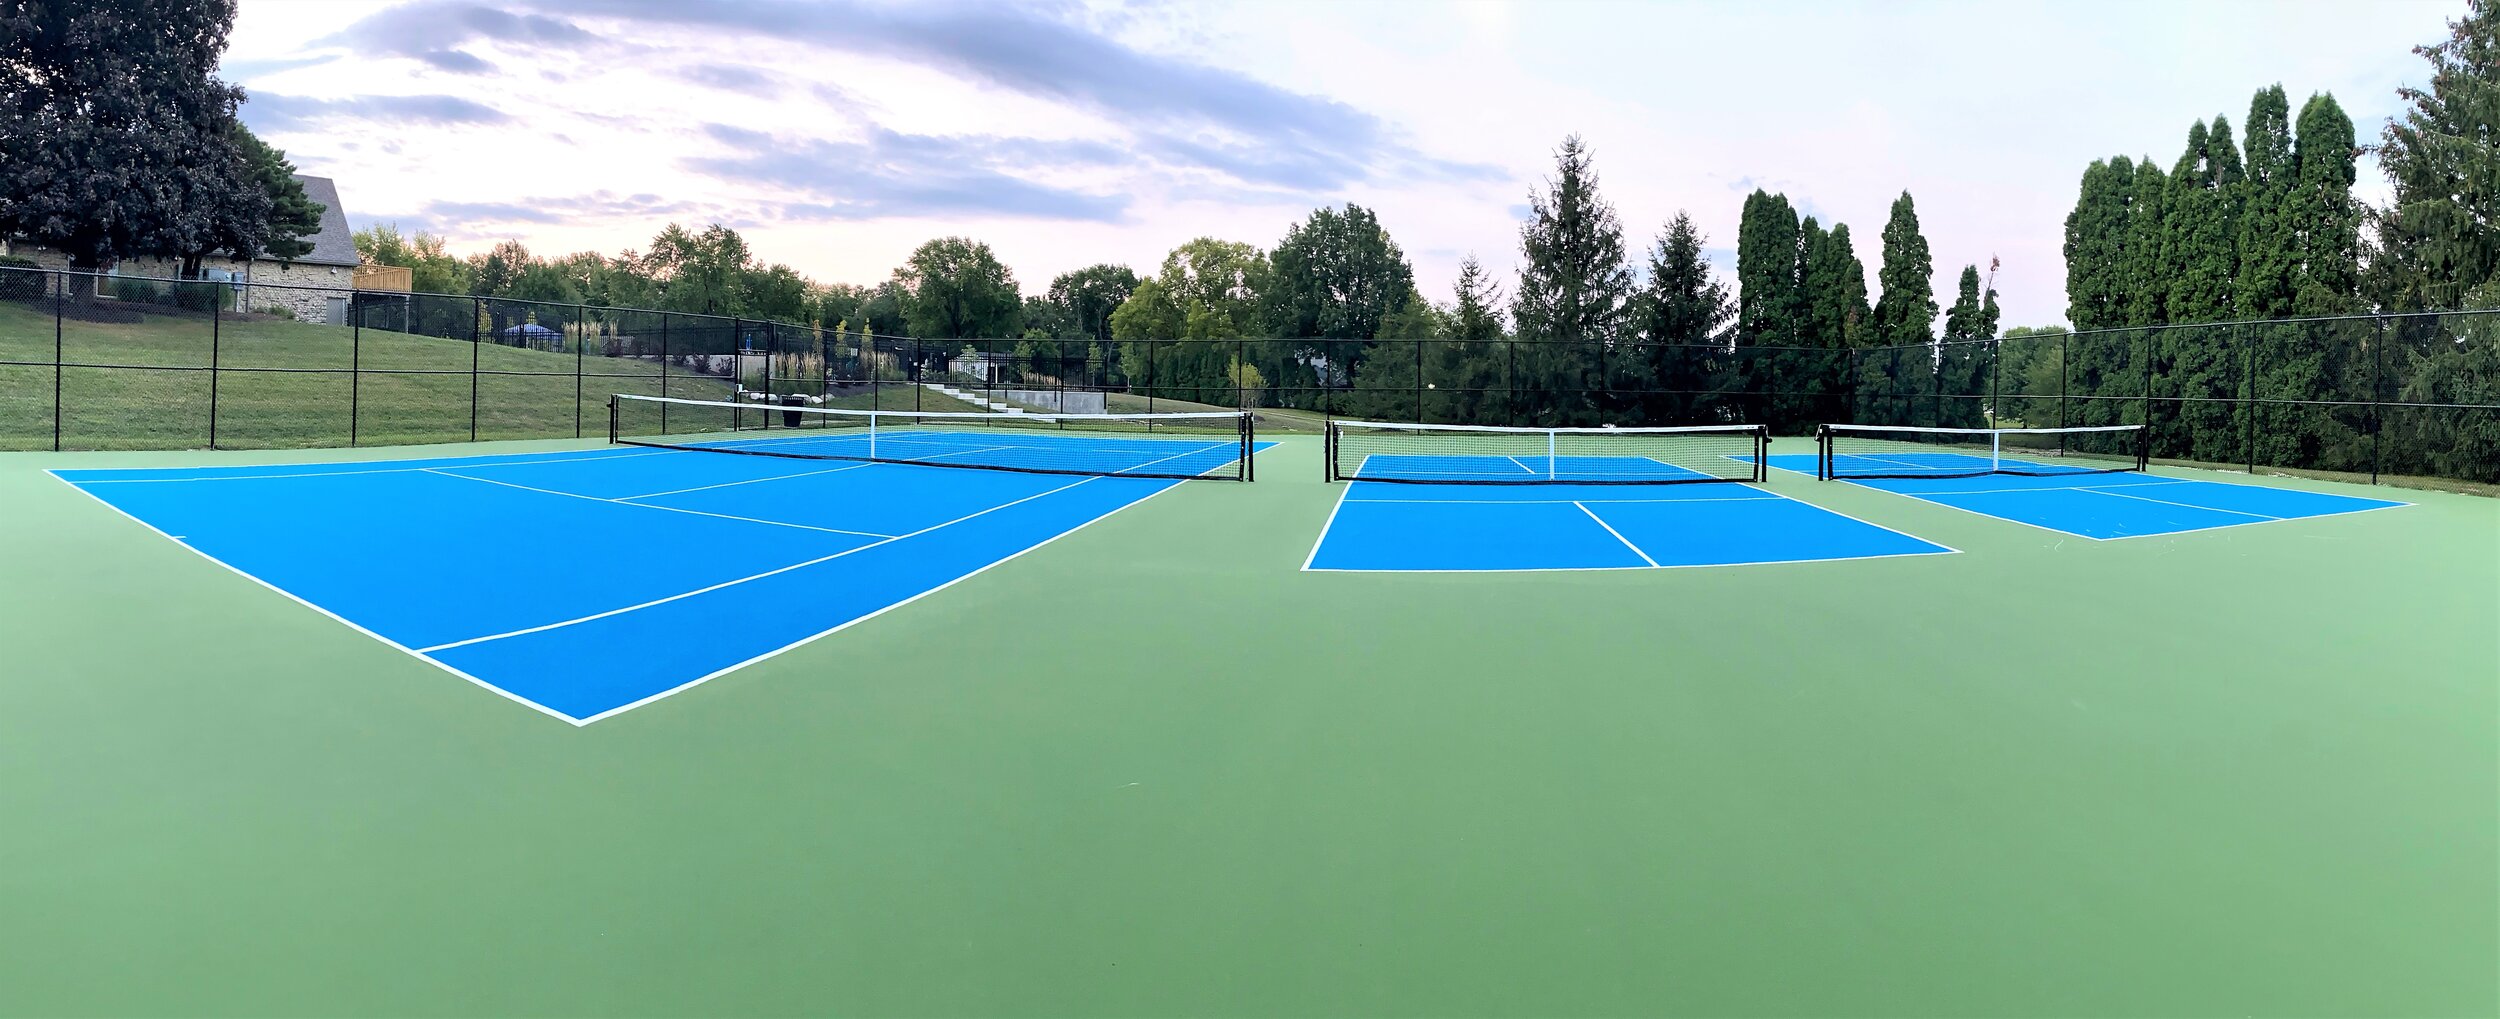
(616, 461), (876, 501)
(567, 474), (1195, 725)
(1574, 502), (1662, 567)
(416, 475), (1104, 655)
(51, 448), (677, 485)
(47, 474), (582, 726)
(421, 468), (897, 539)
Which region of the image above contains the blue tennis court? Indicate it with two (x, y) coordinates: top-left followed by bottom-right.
(54, 438), (1261, 725)
(1764, 452), (2409, 539)
(1305, 480), (1954, 572)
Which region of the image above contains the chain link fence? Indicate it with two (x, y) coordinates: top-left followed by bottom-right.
(3, 265), (2492, 486)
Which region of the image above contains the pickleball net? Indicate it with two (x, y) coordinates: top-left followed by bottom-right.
(1815, 423), (2148, 480)
(610, 394), (1255, 480)
(1325, 420), (1768, 484)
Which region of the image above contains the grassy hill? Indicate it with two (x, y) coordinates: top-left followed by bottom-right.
(0, 302), (981, 451)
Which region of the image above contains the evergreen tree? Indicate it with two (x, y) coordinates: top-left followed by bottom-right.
(2236, 86), (2299, 321)
(2064, 157), (2133, 330)
(2120, 158), (2171, 327)
(1424, 254), (1511, 424)
(2373, 0), (2500, 311)
(1936, 263), (1998, 426)
(1633, 212), (1734, 423)
(2288, 93), (2364, 316)
(1735, 190), (1803, 347)
(1871, 192), (1937, 346)
(1824, 223), (1871, 347)
(2164, 118), (2245, 324)
(1510, 135), (1633, 425)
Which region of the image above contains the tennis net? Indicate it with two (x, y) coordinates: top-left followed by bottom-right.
(610, 394), (1255, 480)
(1325, 420), (1768, 484)
(1816, 423), (2148, 480)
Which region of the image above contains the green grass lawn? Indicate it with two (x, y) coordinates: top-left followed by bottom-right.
(0, 302), (1012, 450)
(0, 436), (2490, 1016)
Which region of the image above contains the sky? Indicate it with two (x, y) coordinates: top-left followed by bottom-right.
(222, 0), (2462, 329)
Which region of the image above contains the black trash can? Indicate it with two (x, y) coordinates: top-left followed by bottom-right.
(780, 393), (806, 427)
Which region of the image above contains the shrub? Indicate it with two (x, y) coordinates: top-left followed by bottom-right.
(172, 280), (225, 313)
(255, 304), (297, 320)
(108, 275), (166, 304)
(0, 256), (44, 302)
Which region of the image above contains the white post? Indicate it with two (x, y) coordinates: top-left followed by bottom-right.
(1990, 430), (2002, 473)
(869, 412), (879, 460)
(1547, 430), (1557, 479)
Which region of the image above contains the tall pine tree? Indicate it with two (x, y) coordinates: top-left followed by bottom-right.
(2288, 93), (2364, 316)
(2374, 0), (2500, 311)
(1871, 192), (1937, 346)
(2063, 156), (2133, 330)
(1510, 135), (1633, 425)
(1735, 190), (1803, 347)
(2235, 86), (2299, 321)
(1635, 211), (1734, 424)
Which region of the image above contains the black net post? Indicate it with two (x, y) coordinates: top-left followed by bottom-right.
(659, 314), (671, 434)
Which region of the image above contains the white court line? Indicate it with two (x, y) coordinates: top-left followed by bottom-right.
(59, 448), (677, 484)
(1112, 440), (1236, 476)
(417, 475), (1103, 654)
(44, 473), (582, 725)
(1345, 495), (1786, 505)
(616, 461), (874, 501)
(1574, 501), (1661, 567)
(2076, 486), (2282, 519)
(1300, 454), (1365, 571)
(568, 475), (1193, 725)
(422, 469), (896, 539)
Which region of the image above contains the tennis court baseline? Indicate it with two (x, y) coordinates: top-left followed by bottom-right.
(53, 437), (1261, 724)
(1767, 450), (2409, 539)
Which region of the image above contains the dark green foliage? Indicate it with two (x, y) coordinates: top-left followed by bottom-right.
(2064, 157), (2133, 330)
(1509, 136), (1632, 425)
(1937, 264), (1998, 426)
(1735, 191), (1802, 347)
(1110, 238), (1269, 402)
(1046, 264), (1139, 345)
(1631, 212), (1732, 423)
(1871, 192), (1936, 346)
(2288, 93), (2363, 317)
(1805, 221), (1870, 348)
(2164, 118), (2244, 325)
(2235, 86), (2298, 321)
(1265, 204), (1414, 341)
(2120, 159), (2170, 327)
(232, 124), (322, 267)
(0, 0), (258, 271)
(2373, 0), (2500, 311)
(895, 237), (1022, 340)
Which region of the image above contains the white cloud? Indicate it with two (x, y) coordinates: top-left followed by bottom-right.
(223, 0), (2459, 327)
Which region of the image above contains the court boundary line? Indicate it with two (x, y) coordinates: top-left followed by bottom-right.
(418, 475), (1104, 653)
(422, 468), (897, 539)
(1574, 501), (1661, 567)
(1304, 473), (1962, 574)
(55, 447), (676, 484)
(570, 476), (1192, 725)
(616, 462), (875, 501)
(1761, 454), (2411, 540)
(44, 471), (582, 726)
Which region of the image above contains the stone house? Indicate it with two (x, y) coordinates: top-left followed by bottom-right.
(2, 174), (363, 323)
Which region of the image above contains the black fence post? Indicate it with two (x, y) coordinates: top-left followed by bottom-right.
(468, 296), (481, 443)
(51, 269), (64, 451)
(659, 313), (671, 435)
(2245, 328), (2259, 474)
(576, 302), (587, 439)
(350, 293), (362, 446)
(1414, 338), (1424, 423)
(2371, 316), (2386, 483)
(208, 284), (221, 450)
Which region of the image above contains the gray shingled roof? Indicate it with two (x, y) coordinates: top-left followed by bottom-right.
(289, 174), (360, 267)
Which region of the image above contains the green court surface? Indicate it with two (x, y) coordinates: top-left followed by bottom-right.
(0, 436), (2493, 1017)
